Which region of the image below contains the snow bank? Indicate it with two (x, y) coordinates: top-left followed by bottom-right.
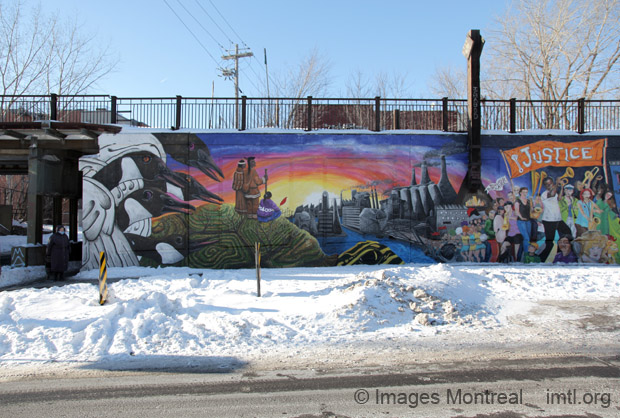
(1, 264), (619, 369)
(0, 266), (47, 289)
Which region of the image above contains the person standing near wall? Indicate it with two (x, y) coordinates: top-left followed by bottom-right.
(559, 184), (579, 238)
(504, 203), (523, 262)
(232, 160), (247, 216)
(47, 225), (70, 281)
(539, 176), (572, 262)
(243, 157), (268, 219)
(514, 187), (533, 261)
(575, 187), (602, 237)
(483, 209), (498, 262)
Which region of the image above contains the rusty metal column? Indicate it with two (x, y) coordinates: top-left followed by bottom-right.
(27, 138), (43, 244)
(462, 30), (484, 191)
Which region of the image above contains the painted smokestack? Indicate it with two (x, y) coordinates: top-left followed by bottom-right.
(437, 154), (458, 203)
(410, 167), (417, 186)
(409, 186), (425, 221)
(429, 184), (444, 206)
(420, 161), (431, 185)
(419, 185), (433, 216)
(400, 187), (413, 219)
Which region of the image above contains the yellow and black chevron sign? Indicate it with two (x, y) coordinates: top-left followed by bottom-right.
(98, 251), (108, 305)
(337, 240), (404, 266)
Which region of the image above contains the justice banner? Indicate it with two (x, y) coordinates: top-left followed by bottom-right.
(501, 138), (607, 178)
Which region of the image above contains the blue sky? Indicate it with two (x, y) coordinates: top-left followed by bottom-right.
(48, 0), (507, 98)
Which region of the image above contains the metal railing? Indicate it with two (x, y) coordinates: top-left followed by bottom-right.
(1, 94), (619, 133)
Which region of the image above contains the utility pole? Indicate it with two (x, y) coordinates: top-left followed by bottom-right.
(222, 44), (253, 129)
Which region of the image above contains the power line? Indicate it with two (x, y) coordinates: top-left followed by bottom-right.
(163, 0), (221, 66)
(202, 0), (283, 95)
(240, 60), (265, 94)
(192, 0), (265, 93)
(207, 0), (248, 48)
(176, 0), (227, 51)
(194, 0), (235, 45)
(179, 0), (281, 96)
(245, 60), (268, 93)
(164, 0), (266, 96)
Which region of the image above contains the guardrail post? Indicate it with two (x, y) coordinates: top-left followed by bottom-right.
(509, 98), (516, 133)
(305, 96), (312, 131)
(240, 96), (247, 131)
(110, 96), (117, 124)
(50, 94), (58, 121)
(392, 109), (400, 130)
(442, 97), (448, 131)
(175, 95), (182, 130)
(374, 96), (381, 132)
(577, 97), (585, 134)
(99, 251), (108, 305)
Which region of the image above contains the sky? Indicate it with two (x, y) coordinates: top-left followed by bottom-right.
(44, 0), (507, 98)
(167, 133), (467, 210)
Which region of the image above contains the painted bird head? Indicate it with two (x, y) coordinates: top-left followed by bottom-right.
(154, 133), (225, 182)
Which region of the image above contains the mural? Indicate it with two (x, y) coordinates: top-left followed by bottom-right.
(79, 131), (620, 269)
(481, 137), (620, 265)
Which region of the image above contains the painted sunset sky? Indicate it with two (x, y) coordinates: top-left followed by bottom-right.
(168, 133), (468, 210)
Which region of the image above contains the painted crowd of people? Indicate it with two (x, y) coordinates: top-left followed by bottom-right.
(453, 170), (620, 264)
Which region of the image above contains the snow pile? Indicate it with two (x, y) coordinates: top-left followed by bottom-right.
(334, 270), (483, 330)
(0, 264), (619, 368)
(0, 266), (47, 288)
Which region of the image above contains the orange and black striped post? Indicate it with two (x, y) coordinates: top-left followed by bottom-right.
(98, 251), (108, 305)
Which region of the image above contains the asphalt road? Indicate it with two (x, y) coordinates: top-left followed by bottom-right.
(1, 355), (619, 417)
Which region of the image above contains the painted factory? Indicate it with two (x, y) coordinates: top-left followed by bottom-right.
(294, 155), (468, 242)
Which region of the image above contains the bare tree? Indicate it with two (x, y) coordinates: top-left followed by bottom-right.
(0, 174), (27, 221)
(342, 70), (414, 128)
(0, 0), (117, 223)
(427, 65), (467, 98)
(272, 48), (332, 99)
(270, 49), (332, 128)
(0, 0), (117, 97)
(487, 0), (620, 128)
(345, 70), (413, 98)
(344, 70), (373, 98)
(430, 0), (620, 129)
(488, 0), (620, 101)
(373, 71), (412, 98)
(45, 20), (117, 95)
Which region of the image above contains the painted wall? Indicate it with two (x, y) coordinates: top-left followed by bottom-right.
(80, 131), (620, 269)
(481, 134), (620, 265)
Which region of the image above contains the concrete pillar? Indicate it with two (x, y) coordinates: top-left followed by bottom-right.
(27, 142), (43, 244)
